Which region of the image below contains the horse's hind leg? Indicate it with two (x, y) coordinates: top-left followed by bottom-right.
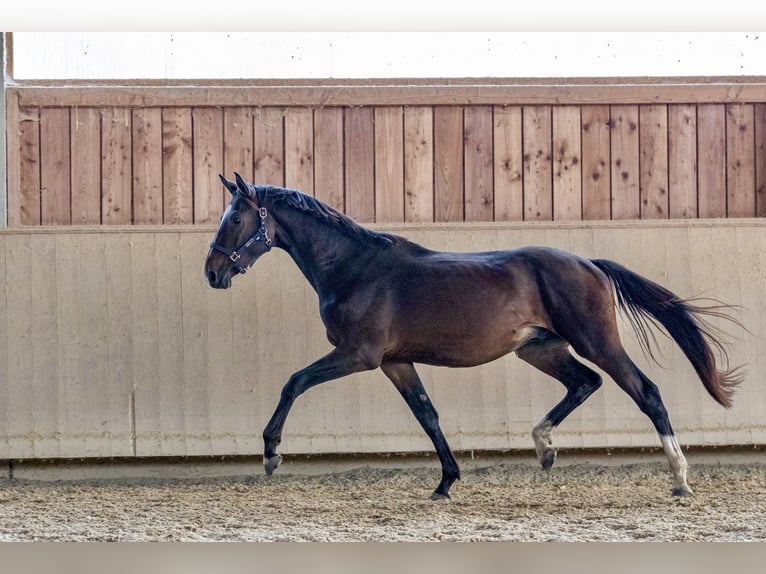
(593, 353), (693, 496)
(380, 361), (460, 501)
(516, 331), (603, 471)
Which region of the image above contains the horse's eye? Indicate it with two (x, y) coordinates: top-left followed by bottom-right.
(232, 215), (242, 225)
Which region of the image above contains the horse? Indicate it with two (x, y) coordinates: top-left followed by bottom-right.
(204, 173), (743, 501)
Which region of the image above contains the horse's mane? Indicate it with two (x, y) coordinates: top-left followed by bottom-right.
(258, 185), (404, 248)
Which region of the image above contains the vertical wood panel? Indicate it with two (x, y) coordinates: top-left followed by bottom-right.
(162, 108), (194, 224)
(253, 107), (285, 186)
(698, 104), (727, 218)
(224, 107), (254, 183)
(552, 106), (582, 221)
(344, 107), (375, 222)
(668, 105), (698, 218)
(0, 237), (6, 453)
(610, 105), (640, 220)
(40, 108), (71, 225)
(71, 108), (102, 224)
(5, 89), (21, 227)
(152, 232), (186, 455)
(18, 108), (41, 225)
(757, 104), (766, 217)
(77, 235), (114, 455)
(130, 234), (160, 456)
(30, 235), (59, 455)
(101, 108), (132, 225)
(192, 107), (225, 224)
(493, 105), (523, 221)
(314, 108), (345, 212)
(639, 105), (669, 219)
(104, 234), (134, 455)
(132, 108), (163, 224)
(54, 234), (85, 456)
(523, 106), (553, 221)
(464, 106), (494, 221)
(374, 106), (404, 222)
(4, 236), (33, 455)
(726, 103), (756, 217)
(581, 105), (611, 220)
(404, 106), (434, 223)
(284, 108), (314, 195)
(434, 106), (464, 222)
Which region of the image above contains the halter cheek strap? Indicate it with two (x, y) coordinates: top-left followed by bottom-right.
(209, 206), (272, 274)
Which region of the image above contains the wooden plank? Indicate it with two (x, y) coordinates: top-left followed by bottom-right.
(30, 234), (59, 455)
(581, 105), (611, 220)
(284, 107), (314, 195)
(19, 79), (766, 108)
(103, 234), (135, 456)
(152, 232), (186, 455)
(192, 107), (225, 224)
(758, 104), (766, 217)
(40, 107), (71, 225)
(70, 108), (102, 224)
(434, 106), (463, 222)
(493, 105), (523, 222)
(132, 108), (163, 224)
(54, 234), (85, 456)
(76, 234), (114, 456)
(253, 107), (285, 186)
(4, 235), (33, 456)
(668, 104), (698, 218)
(344, 107), (375, 223)
(18, 107), (41, 226)
(639, 105), (669, 219)
(224, 107), (254, 183)
(101, 108), (133, 225)
(5, 88), (21, 227)
(314, 107), (345, 212)
(697, 104), (727, 218)
(162, 108), (194, 224)
(610, 105), (640, 220)
(552, 106), (582, 221)
(130, 233), (160, 456)
(0, 237), (6, 452)
(403, 106), (433, 223)
(522, 106), (553, 221)
(464, 106), (494, 221)
(374, 106), (404, 223)
(726, 103), (756, 217)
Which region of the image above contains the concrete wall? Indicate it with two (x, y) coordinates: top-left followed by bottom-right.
(1, 220), (765, 460)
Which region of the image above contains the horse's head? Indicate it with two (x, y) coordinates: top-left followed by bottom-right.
(205, 173), (274, 289)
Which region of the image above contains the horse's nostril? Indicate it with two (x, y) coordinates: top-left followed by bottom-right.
(207, 270), (217, 284)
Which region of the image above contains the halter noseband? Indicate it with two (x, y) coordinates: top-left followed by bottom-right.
(209, 194), (272, 274)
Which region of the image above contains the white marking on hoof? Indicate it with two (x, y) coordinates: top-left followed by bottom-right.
(532, 420), (557, 470)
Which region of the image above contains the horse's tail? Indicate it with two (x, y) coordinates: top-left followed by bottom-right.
(590, 258), (743, 408)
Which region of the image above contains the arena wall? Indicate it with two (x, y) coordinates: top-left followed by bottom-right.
(1, 220), (764, 460)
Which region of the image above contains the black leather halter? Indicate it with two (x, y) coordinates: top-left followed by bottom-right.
(209, 194), (272, 274)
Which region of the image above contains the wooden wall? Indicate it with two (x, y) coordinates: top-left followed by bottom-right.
(5, 78), (766, 227)
(1, 221), (765, 460)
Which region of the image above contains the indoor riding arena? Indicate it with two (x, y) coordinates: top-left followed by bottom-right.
(2, 32), (766, 542)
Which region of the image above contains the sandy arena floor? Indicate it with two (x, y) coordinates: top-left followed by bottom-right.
(2, 456), (765, 542)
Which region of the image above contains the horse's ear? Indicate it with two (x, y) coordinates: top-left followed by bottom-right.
(234, 172), (258, 203)
(219, 174), (238, 196)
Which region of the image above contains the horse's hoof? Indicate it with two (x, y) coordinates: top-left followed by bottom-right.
(540, 448), (557, 471)
(264, 455), (282, 476)
(672, 487), (694, 497)
(429, 492), (450, 502)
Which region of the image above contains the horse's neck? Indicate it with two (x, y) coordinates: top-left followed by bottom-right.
(274, 207), (368, 295)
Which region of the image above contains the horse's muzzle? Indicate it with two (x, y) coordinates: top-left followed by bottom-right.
(206, 268), (231, 289)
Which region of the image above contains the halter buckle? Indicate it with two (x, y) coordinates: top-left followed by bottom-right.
(229, 252), (240, 262)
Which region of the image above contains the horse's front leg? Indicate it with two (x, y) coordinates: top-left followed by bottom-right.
(262, 347), (375, 475)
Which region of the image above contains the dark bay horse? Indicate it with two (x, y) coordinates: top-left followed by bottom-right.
(205, 173), (743, 500)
